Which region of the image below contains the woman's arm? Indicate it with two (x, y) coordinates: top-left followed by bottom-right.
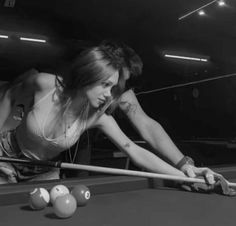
(95, 113), (185, 177)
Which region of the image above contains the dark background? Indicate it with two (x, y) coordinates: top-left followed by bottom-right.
(1, 0), (236, 140)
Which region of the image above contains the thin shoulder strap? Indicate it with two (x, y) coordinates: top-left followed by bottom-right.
(33, 88), (56, 108)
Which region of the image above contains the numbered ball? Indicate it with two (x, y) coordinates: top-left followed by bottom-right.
(50, 184), (70, 204)
(53, 194), (77, 218)
(29, 188), (50, 210)
(71, 184), (91, 206)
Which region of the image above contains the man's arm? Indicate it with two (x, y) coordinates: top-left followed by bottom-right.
(118, 89), (184, 166)
(95, 113), (185, 176)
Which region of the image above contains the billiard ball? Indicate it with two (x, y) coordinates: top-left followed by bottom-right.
(29, 188), (50, 210)
(53, 194), (77, 218)
(71, 184), (91, 206)
(50, 184), (70, 204)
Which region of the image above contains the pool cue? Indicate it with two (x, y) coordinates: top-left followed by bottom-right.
(1, 156), (236, 188)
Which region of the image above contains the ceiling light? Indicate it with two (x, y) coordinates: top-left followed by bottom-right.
(19, 37), (46, 43)
(0, 35), (9, 39)
(164, 54), (208, 62)
(198, 10), (206, 16)
(217, 0), (225, 6)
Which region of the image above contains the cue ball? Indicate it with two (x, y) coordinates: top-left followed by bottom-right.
(71, 184), (91, 206)
(29, 188), (50, 210)
(50, 184), (70, 204)
(53, 194), (77, 218)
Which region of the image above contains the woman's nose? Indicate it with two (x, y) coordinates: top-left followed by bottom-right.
(104, 88), (111, 98)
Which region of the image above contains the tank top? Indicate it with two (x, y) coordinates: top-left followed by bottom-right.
(16, 88), (86, 160)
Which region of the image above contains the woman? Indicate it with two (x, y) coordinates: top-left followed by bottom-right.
(0, 43), (233, 196)
(0, 44), (127, 182)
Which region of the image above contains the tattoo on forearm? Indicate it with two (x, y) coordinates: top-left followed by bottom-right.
(124, 143), (131, 148)
(120, 101), (137, 115)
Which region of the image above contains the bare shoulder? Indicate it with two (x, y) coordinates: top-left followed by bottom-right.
(33, 73), (57, 91)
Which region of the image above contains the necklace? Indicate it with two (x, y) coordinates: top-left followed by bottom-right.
(65, 100), (89, 163)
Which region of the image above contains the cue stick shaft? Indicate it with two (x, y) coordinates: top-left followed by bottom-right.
(1, 156), (236, 187)
(61, 162), (236, 187)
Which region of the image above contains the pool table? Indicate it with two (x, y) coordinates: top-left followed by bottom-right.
(1, 166), (236, 226)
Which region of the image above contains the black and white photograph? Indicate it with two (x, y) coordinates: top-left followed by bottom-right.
(0, 0), (236, 225)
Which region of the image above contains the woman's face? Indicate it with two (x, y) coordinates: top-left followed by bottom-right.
(85, 70), (119, 108)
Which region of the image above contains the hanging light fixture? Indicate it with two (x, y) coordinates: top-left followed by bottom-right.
(217, 0), (226, 7)
(198, 10), (206, 16)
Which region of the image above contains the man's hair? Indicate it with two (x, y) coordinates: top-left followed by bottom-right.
(100, 40), (143, 78)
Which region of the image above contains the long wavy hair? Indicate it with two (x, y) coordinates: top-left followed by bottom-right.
(56, 44), (127, 116)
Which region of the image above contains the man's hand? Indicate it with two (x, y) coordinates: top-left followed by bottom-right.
(180, 164), (236, 196)
(181, 164), (216, 184)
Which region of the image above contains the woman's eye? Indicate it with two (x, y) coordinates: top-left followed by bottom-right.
(102, 82), (110, 87)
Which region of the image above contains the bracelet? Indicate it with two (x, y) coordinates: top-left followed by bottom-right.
(176, 156), (195, 169)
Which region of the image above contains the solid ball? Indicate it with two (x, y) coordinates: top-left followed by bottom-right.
(50, 184), (70, 204)
(29, 188), (50, 210)
(53, 194), (77, 218)
(71, 184), (91, 206)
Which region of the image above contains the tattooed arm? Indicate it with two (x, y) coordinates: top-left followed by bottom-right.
(118, 89), (184, 166)
(116, 89), (223, 183)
